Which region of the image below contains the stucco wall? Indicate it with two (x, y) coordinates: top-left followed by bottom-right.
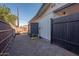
(39, 13), (53, 41)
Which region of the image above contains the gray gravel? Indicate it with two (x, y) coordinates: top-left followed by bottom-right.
(6, 34), (77, 56)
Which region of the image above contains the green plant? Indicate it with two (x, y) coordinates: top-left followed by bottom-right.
(0, 6), (17, 26)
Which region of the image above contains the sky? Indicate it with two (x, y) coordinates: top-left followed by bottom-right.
(2, 3), (42, 26)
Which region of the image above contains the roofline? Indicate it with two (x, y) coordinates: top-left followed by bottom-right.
(53, 3), (76, 13)
(29, 4), (45, 23)
(29, 3), (76, 23)
(29, 3), (52, 23)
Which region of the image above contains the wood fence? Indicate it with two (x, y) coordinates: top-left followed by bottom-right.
(51, 13), (79, 54)
(0, 20), (15, 55)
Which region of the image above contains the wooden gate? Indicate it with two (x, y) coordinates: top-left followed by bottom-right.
(51, 13), (79, 54)
(0, 20), (15, 55)
(30, 23), (39, 37)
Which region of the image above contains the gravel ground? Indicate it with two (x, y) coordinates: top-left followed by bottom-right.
(6, 34), (77, 56)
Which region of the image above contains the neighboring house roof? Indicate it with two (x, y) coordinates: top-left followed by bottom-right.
(29, 3), (53, 23)
(53, 3), (75, 13)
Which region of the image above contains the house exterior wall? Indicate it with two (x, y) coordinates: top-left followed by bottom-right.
(31, 3), (79, 42)
(29, 3), (79, 41)
(39, 13), (52, 41)
(38, 3), (67, 41)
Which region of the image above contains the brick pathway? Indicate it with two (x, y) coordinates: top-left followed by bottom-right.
(6, 34), (77, 56)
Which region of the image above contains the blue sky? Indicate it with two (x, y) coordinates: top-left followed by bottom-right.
(3, 3), (42, 26)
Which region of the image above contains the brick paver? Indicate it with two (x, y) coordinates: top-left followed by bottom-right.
(6, 34), (77, 56)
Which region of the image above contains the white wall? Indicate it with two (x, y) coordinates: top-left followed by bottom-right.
(39, 13), (53, 41)
(38, 3), (67, 41)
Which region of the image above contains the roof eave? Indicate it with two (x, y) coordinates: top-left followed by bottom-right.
(53, 3), (76, 13)
(29, 3), (53, 23)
